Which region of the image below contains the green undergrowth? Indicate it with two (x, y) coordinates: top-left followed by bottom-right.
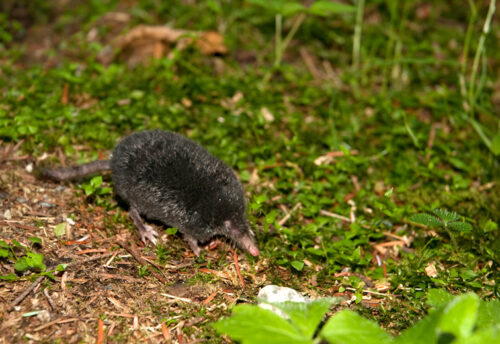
(213, 289), (500, 344)
(0, 0), (499, 338)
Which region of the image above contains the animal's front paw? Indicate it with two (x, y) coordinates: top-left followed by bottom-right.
(139, 224), (158, 245)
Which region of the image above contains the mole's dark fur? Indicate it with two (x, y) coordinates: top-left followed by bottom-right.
(41, 130), (259, 257)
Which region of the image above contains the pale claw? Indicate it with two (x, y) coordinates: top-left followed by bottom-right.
(139, 224), (158, 245)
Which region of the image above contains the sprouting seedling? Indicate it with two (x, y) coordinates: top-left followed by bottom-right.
(409, 209), (472, 250)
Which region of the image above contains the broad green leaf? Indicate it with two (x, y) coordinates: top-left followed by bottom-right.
(282, 2), (306, 16)
(54, 223), (66, 237)
(320, 310), (394, 344)
(27, 252), (45, 268)
(213, 304), (311, 344)
(14, 258), (30, 272)
(0, 240), (10, 248)
(56, 264), (68, 271)
(448, 221), (472, 232)
(308, 1), (356, 16)
(28, 237), (42, 245)
(90, 175), (103, 187)
(408, 213), (442, 227)
(246, 0), (290, 15)
(166, 227), (178, 235)
(291, 260), (304, 271)
(42, 271), (56, 280)
(491, 132), (500, 156)
(432, 209), (460, 223)
(0, 248), (9, 258)
(438, 293), (479, 340)
(426, 289), (454, 307)
(477, 299), (500, 330)
(453, 326), (500, 344)
(268, 298), (340, 339)
(395, 305), (445, 344)
(0, 272), (18, 281)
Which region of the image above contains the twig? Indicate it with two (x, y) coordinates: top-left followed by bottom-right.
(9, 275), (45, 312)
(161, 322), (172, 341)
(97, 318), (104, 344)
(160, 293), (192, 303)
(278, 202), (302, 226)
(117, 240), (167, 283)
(43, 288), (56, 311)
(344, 287), (396, 298)
(202, 291), (218, 305)
(33, 317), (80, 332)
(232, 249), (245, 288)
(319, 210), (350, 222)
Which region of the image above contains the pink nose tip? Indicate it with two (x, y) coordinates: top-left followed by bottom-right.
(248, 246), (259, 256)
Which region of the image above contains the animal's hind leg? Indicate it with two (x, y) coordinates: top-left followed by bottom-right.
(129, 207), (158, 245)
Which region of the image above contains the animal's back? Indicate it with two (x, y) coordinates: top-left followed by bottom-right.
(110, 130), (240, 228)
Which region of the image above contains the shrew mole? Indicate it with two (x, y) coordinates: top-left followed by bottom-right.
(42, 130), (259, 257)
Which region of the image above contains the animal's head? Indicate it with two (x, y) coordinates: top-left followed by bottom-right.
(222, 219), (259, 257)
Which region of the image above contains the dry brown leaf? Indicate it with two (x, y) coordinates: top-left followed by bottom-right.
(425, 262), (438, 277)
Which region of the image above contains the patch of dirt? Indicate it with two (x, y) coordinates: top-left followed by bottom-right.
(0, 153), (267, 343)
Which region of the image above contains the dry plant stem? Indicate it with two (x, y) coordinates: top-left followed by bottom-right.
(459, 0), (477, 100)
(232, 249), (245, 288)
(352, 0), (365, 70)
(117, 240), (167, 284)
(468, 0), (496, 117)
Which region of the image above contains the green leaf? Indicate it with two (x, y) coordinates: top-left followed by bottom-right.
(14, 258), (30, 272)
(291, 260), (304, 271)
(90, 175), (103, 188)
(166, 227), (178, 235)
(453, 326), (500, 344)
(28, 237), (42, 245)
(42, 271), (56, 280)
(56, 264), (68, 271)
(320, 310), (394, 344)
(0, 248), (9, 258)
(477, 299), (500, 330)
(0, 272), (18, 281)
(384, 188), (393, 197)
(438, 293), (479, 340)
(426, 289), (454, 307)
(491, 132), (500, 156)
(432, 209), (460, 223)
(268, 298), (339, 339)
(54, 223), (66, 237)
(240, 170), (251, 182)
(213, 304), (311, 344)
(448, 221), (472, 232)
(14, 252), (46, 272)
(408, 213), (442, 227)
(281, 2), (306, 16)
(308, 1), (356, 16)
(395, 305), (445, 344)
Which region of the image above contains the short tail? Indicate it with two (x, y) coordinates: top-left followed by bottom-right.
(41, 160), (111, 181)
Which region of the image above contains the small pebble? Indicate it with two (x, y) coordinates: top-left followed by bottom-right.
(39, 202), (56, 208)
(25, 163), (33, 173)
(257, 285), (308, 319)
(55, 185), (67, 192)
(3, 209), (12, 220)
(36, 310), (51, 323)
(17, 196), (27, 204)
